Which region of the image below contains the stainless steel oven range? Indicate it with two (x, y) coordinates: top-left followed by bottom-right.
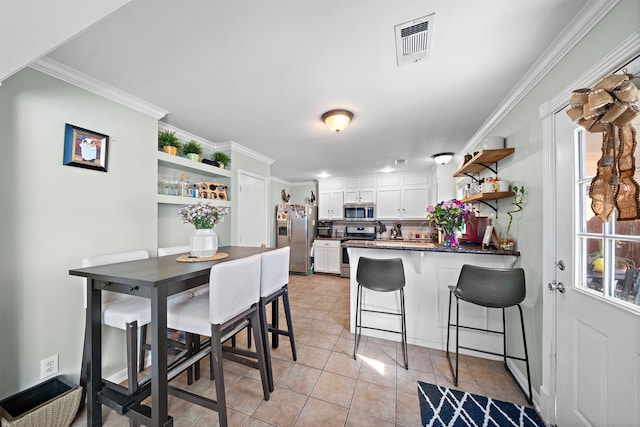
(340, 225), (376, 278)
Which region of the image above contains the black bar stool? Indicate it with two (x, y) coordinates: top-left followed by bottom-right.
(446, 264), (532, 404)
(353, 257), (408, 369)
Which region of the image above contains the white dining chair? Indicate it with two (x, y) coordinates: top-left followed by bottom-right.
(158, 245), (210, 297)
(166, 254), (270, 427)
(257, 246), (296, 391)
(80, 249), (191, 395)
(136, 245), (203, 376)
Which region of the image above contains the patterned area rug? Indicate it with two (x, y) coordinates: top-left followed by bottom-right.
(418, 381), (546, 427)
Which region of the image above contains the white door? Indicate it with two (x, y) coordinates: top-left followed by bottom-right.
(553, 104), (640, 426)
(237, 170), (267, 246)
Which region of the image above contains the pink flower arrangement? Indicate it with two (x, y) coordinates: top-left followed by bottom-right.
(426, 199), (477, 246)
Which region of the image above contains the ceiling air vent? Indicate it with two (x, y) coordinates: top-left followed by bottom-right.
(395, 14), (434, 66)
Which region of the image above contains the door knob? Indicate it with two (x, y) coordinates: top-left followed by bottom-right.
(548, 281), (566, 293)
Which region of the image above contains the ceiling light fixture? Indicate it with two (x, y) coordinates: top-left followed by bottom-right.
(431, 152), (455, 165)
(321, 109), (354, 133)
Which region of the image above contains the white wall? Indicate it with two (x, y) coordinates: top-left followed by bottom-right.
(290, 182), (317, 206)
(0, 68), (158, 397)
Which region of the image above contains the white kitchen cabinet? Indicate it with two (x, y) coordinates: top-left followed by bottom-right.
(375, 181), (434, 219)
(318, 178), (343, 190)
(344, 188), (375, 204)
(318, 190), (344, 220)
(376, 188), (402, 219)
(343, 177), (375, 203)
(314, 240), (341, 274)
(401, 186), (431, 218)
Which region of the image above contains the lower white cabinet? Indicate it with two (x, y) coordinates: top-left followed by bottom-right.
(314, 240), (341, 274)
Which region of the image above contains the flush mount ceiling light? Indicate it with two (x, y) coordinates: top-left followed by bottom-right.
(431, 152), (455, 165)
(321, 109), (354, 133)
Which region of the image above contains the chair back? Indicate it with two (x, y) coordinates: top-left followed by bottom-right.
(158, 245), (190, 256)
(81, 250), (149, 304)
(209, 254), (261, 325)
(455, 264), (525, 308)
(356, 257), (405, 292)
(260, 247), (290, 297)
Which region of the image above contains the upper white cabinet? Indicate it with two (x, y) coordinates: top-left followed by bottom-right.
(376, 188), (402, 219)
(318, 190), (344, 220)
(319, 173), (433, 220)
(318, 178), (343, 190)
(402, 186), (431, 218)
(343, 177), (375, 204)
(375, 174), (434, 219)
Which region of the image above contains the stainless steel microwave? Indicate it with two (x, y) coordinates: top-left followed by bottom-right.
(344, 203), (375, 221)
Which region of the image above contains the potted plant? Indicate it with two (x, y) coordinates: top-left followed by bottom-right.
(501, 185), (525, 250)
(182, 140), (202, 162)
(158, 130), (181, 155)
(210, 151), (231, 169)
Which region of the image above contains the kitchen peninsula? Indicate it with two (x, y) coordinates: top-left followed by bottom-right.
(344, 240), (520, 356)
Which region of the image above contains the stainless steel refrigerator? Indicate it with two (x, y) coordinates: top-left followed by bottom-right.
(276, 204), (316, 274)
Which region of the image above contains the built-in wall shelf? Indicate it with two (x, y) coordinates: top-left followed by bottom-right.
(157, 150), (231, 205)
(157, 194), (231, 206)
(157, 151), (231, 178)
(454, 148), (515, 215)
(453, 148), (515, 178)
(460, 191), (515, 212)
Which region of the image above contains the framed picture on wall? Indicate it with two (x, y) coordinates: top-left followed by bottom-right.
(62, 123), (109, 172)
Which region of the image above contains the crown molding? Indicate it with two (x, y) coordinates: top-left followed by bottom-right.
(542, 29), (640, 118)
(30, 56), (169, 120)
(216, 141), (275, 166)
(462, 0), (620, 153)
(271, 176), (316, 186)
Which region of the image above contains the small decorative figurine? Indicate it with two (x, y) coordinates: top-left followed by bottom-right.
(281, 189), (290, 203)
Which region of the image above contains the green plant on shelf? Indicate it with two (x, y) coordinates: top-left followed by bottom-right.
(182, 140), (202, 155)
(505, 185), (525, 238)
(157, 130), (181, 150)
(211, 151), (231, 167)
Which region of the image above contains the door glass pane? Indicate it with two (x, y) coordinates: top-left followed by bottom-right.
(583, 131), (602, 179)
(584, 237), (604, 292)
(581, 182), (603, 234)
(611, 239), (640, 305)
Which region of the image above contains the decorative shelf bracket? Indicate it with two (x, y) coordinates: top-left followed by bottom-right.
(464, 173), (480, 183)
(476, 162), (498, 175)
(478, 199), (499, 216)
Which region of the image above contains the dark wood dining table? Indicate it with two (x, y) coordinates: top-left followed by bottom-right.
(69, 246), (272, 427)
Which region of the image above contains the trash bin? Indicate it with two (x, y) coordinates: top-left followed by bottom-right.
(0, 376), (82, 427)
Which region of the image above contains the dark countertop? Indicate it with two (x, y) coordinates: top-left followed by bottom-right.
(341, 239), (520, 256)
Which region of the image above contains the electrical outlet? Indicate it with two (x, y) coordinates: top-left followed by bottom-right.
(40, 354), (58, 378)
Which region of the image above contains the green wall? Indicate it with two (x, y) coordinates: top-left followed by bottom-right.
(0, 68), (158, 397)
(478, 0), (640, 394)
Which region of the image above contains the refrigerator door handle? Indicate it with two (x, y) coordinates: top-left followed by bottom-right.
(287, 218), (292, 243)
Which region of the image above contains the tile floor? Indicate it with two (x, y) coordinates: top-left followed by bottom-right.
(72, 273), (533, 426)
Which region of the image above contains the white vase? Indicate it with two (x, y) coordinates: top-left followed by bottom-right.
(190, 228), (218, 257)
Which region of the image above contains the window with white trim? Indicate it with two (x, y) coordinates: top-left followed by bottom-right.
(576, 124), (640, 309)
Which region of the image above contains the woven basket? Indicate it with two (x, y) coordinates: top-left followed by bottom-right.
(0, 377), (81, 427)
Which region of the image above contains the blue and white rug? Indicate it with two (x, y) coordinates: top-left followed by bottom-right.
(418, 381), (545, 427)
